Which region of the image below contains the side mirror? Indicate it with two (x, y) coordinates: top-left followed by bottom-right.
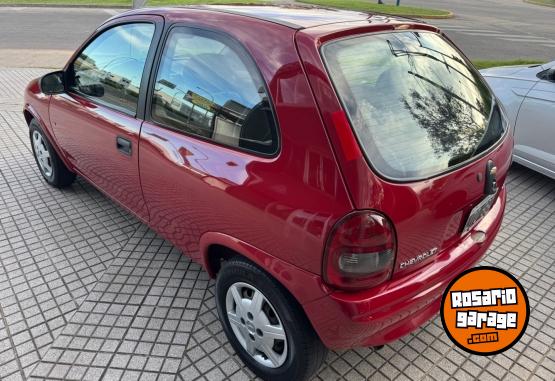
(79, 83), (105, 97)
(40, 71), (65, 94)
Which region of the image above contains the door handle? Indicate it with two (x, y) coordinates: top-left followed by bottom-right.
(116, 136), (132, 155)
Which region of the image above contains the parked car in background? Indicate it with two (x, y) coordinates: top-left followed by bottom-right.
(24, 6), (512, 380)
(481, 61), (555, 179)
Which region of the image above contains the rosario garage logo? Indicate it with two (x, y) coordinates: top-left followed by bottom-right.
(440, 267), (529, 355)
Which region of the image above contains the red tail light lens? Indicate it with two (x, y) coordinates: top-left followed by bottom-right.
(324, 211), (396, 290)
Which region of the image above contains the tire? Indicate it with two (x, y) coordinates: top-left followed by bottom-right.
(216, 257), (327, 381)
(29, 119), (76, 188)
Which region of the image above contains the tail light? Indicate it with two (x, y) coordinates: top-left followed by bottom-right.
(324, 211), (396, 290)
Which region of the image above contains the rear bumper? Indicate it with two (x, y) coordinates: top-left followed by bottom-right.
(304, 186), (506, 350)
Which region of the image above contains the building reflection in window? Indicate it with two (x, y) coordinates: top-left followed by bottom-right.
(151, 28), (278, 155)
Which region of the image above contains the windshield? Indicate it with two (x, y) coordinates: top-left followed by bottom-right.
(322, 31), (506, 180)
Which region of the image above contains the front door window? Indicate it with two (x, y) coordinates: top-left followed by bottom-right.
(69, 23), (155, 115)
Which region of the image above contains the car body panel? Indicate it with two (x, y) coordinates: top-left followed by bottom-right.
(138, 14), (353, 274)
(305, 184), (505, 349)
(200, 4), (373, 28)
(50, 93), (150, 220)
(479, 69), (537, 125)
(48, 15), (165, 221)
(296, 26), (513, 279)
(481, 61), (555, 179)
(23, 79), (64, 163)
(23, 6), (511, 351)
(199, 232), (330, 305)
(514, 80), (555, 178)
(479, 64), (544, 80)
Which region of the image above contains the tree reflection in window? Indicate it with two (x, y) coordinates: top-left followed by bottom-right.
(322, 31), (505, 179)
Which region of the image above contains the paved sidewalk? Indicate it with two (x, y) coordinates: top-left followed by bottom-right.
(0, 68), (554, 380)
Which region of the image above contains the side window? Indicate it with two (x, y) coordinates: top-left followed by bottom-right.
(151, 27), (278, 155)
(69, 23), (155, 114)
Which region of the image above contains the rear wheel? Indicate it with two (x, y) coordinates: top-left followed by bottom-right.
(29, 120), (75, 188)
(215, 257), (327, 381)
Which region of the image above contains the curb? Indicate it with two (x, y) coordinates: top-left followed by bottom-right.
(416, 11), (454, 19)
(384, 9), (454, 19)
(296, 2), (454, 19)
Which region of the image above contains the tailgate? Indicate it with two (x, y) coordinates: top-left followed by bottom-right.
(295, 26), (513, 277)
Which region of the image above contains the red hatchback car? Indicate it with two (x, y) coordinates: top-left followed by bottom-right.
(24, 5), (512, 380)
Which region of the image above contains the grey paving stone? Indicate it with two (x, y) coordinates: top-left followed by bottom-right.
(0, 68), (554, 381)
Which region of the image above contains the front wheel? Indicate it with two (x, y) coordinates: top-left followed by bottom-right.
(29, 120), (75, 188)
(215, 257), (327, 381)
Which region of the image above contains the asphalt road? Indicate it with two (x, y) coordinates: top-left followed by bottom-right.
(0, 7), (119, 67)
(0, 1), (553, 67)
(403, 0), (555, 60)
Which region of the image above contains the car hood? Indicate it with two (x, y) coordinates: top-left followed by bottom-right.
(480, 60), (554, 80)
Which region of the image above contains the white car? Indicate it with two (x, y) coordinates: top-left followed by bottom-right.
(481, 61), (555, 179)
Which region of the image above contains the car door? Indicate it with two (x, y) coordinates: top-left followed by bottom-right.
(49, 16), (163, 221)
(138, 26), (282, 261)
(514, 67), (555, 177)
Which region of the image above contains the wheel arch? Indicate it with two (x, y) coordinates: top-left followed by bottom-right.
(199, 232), (329, 306)
(24, 105), (75, 172)
(23, 108), (34, 126)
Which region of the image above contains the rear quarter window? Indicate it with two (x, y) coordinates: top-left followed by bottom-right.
(322, 31), (506, 180)
(151, 27), (278, 156)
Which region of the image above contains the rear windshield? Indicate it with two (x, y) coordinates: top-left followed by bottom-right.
(322, 31), (506, 180)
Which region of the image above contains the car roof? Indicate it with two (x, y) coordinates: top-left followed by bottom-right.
(116, 5), (419, 30)
(198, 5), (373, 29)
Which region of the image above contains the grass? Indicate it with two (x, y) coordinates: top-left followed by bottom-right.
(472, 59), (545, 70)
(0, 0), (449, 14)
(0, 0), (266, 5)
(298, 0), (451, 17)
(148, 0), (266, 5)
(525, 0), (555, 7)
(0, 0), (130, 4)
